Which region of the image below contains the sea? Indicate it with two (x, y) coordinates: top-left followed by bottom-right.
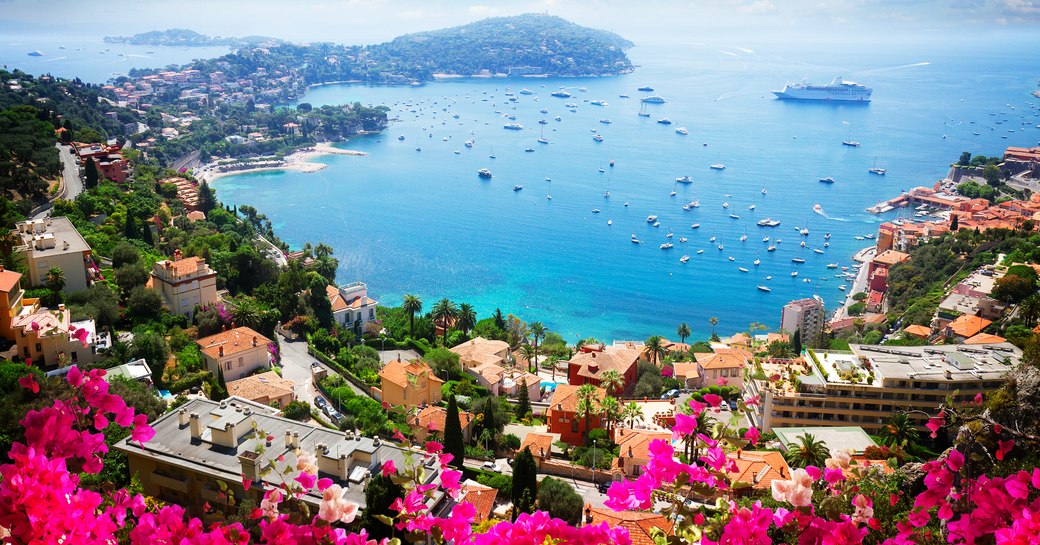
(4, 32), (1040, 343)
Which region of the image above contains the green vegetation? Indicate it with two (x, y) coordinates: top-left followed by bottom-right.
(104, 29), (283, 48)
(537, 477), (584, 525)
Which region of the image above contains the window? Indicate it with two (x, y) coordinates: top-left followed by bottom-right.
(35, 343), (42, 352)
(71, 351), (78, 362)
(225, 361), (232, 371)
(369, 309), (375, 319)
(238, 357), (244, 368)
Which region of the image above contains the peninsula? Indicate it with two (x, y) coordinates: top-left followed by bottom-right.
(104, 28), (284, 48)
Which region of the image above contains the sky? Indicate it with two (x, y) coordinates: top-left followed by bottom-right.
(1, 0), (1038, 46)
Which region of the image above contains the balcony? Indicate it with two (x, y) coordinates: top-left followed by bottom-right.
(151, 469), (189, 493)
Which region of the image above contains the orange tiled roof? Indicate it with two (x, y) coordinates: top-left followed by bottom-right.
(873, 250), (911, 267)
(197, 326), (272, 360)
(410, 405), (473, 433)
(694, 348), (749, 370)
(0, 269), (22, 293)
(156, 256), (205, 277)
(727, 450), (791, 491)
(947, 314), (992, 338)
(964, 332), (1006, 345)
(671, 362), (700, 381)
(616, 429), (672, 463)
(548, 384), (605, 414)
(226, 371), (294, 402)
(520, 432), (556, 459)
(12, 306), (70, 336)
(326, 285), (377, 312)
(568, 347), (640, 381)
(587, 508), (673, 545)
(903, 325), (932, 339)
(459, 481), (498, 522)
(379, 358), (441, 388)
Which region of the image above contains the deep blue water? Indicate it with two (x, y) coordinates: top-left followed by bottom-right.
(211, 36), (1040, 342)
(11, 32), (1037, 343)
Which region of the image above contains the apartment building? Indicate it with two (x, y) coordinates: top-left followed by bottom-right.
(197, 326), (273, 382)
(780, 297), (826, 348)
(115, 397), (443, 522)
(746, 343), (1020, 434)
(13, 217), (95, 293)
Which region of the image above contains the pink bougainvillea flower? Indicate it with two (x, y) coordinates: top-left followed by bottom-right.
(18, 374), (39, 394)
(974, 392), (984, 405)
(393, 429), (407, 442)
(997, 440), (1015, 461)
(771, 468), (814, 507)
(703, 393), (723, 407)
(926, 417), (943, 439)
(382, 459), (397, 476)
(317, 478), (333, 491)
(294, 471), (317, 490)
(744, 426), (760, 445)
(425, 441), (444, 454)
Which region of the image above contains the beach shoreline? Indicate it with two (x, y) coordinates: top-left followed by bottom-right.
(196, 142), (367, 182)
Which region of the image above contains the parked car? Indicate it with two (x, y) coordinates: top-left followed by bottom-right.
(325, 408), (344, 424)
(597, 482), (610, 493)
(481, 461), (502, 473)
(728, 400), (738, 411)
(314, 396), (328, 410)
(661, 389), (680, 399)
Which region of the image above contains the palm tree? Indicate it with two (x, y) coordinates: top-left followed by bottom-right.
(575, 384), (600, 441)
(314, 243), (334, 259)
(622, 402), (644, 429)
(458, 303), (477, 334)
(599, 396), (621, 434)
(1021, 293), (1040, 327)
(643, 335), (666, 366)
(519, 344), (537, 372)
(783, 433), (831, 468)
(402, 294), (423, 337)
(879, 412), (920, 447)
(313, 255), (339, 283)
(546, 354), (560, 381)
(431, 298), (459, 346)
(677, 322), (691, 344)
(529, 322), (546, 362)
(599, 369), (625, 397)
(709, 316), (719, 340)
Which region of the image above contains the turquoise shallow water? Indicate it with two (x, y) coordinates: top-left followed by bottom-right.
(211, 36), (1040, 342)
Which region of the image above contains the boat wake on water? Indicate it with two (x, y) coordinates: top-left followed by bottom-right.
(857, 61), (931, 74)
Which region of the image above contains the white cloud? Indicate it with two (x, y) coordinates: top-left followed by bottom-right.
(739, 0), (778, 14)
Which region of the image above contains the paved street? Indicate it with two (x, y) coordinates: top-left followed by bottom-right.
(57, 143), (83, 200)
(277, 333), (319, 404)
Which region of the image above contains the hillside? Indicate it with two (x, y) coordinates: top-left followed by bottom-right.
(367, 14), (634, 78)
(104, 28), (283, 48)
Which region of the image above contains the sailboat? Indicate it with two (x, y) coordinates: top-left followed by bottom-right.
(538, 125), (549, 144)
(842, 123), (860, 147)
(869, 157), (887, 175)
(489, 146), (496, 159)
(638, 101), (650, 117)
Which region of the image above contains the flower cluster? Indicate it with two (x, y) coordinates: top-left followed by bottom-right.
(2, 365), (1040, 545)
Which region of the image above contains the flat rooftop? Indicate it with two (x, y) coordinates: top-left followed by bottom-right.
(14, 217), (91, 257)
(773, 426), (877, 455)
(848, 342), (1020, 383)
(116, 397), (440, 509)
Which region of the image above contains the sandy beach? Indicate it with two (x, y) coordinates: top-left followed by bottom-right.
(196, 142), (367, 182)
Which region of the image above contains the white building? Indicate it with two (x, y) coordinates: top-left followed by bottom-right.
(326, 282), (379, 336)
(781, 297), (825, 347)
(13, 217), (95, 293)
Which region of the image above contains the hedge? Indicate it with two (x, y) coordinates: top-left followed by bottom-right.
(166, 371), (212, 394)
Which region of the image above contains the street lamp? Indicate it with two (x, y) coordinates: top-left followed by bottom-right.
(592, 439), (597, 486)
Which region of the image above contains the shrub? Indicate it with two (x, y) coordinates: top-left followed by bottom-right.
(282, 400), (311, 421)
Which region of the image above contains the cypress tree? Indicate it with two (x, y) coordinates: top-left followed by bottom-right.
(480, 398), (498, 451)
(141, 221), (154, 246)
(84, 158), (99, 189)
(124, 214), (138, 240)
(443, 395), (465, 469)
(516, 379), (530, 419)
(511, 447), (538, 519)
(950, 214), (959, 231)
(793, 330), (803, 355)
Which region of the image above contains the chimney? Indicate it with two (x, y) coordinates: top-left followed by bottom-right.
(219, 346), (224, 357)
(584, 505), (593, 524)
(174, 249), (182, 260)
(58, 303), (65, 311)
(188, 412), (202, 439)
(285, 430), (294, 448)
(628, 446), (633, 458)
(737, 449), (741, 459)
(252, 336), (258, 347)
(178, 408), (189, 427)
(292, 431), (300, 449)
(238, 450), (261, 482)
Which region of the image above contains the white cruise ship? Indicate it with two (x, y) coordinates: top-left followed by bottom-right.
(772, 76), (872, 102)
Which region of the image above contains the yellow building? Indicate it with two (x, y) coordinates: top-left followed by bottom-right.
(225, 371), (295, 407)
(377, 357), (443, 408)
(197, 326), (273, 382)
(148, 251), (218, 319)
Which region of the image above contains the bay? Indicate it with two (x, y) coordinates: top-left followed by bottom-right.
(173, 35), (1040, 341)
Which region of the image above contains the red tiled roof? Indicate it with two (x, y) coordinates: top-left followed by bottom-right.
(568, 346), (641, 381)
(548, 384), (605, 414)
(727, 450), (790, 491)
(587, 508), (673, 545)
(410, 405), (473, 433)
(459, 481), (498, 522)
(903, 325), (932, 339)
(964, 332), (1006, 345)
(616, 429), (671, 463)
(379, 358), (441, 388)
(520, 432), (556, 459)
(694, 347), (749, 370)
(872, 250), (911, 267)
